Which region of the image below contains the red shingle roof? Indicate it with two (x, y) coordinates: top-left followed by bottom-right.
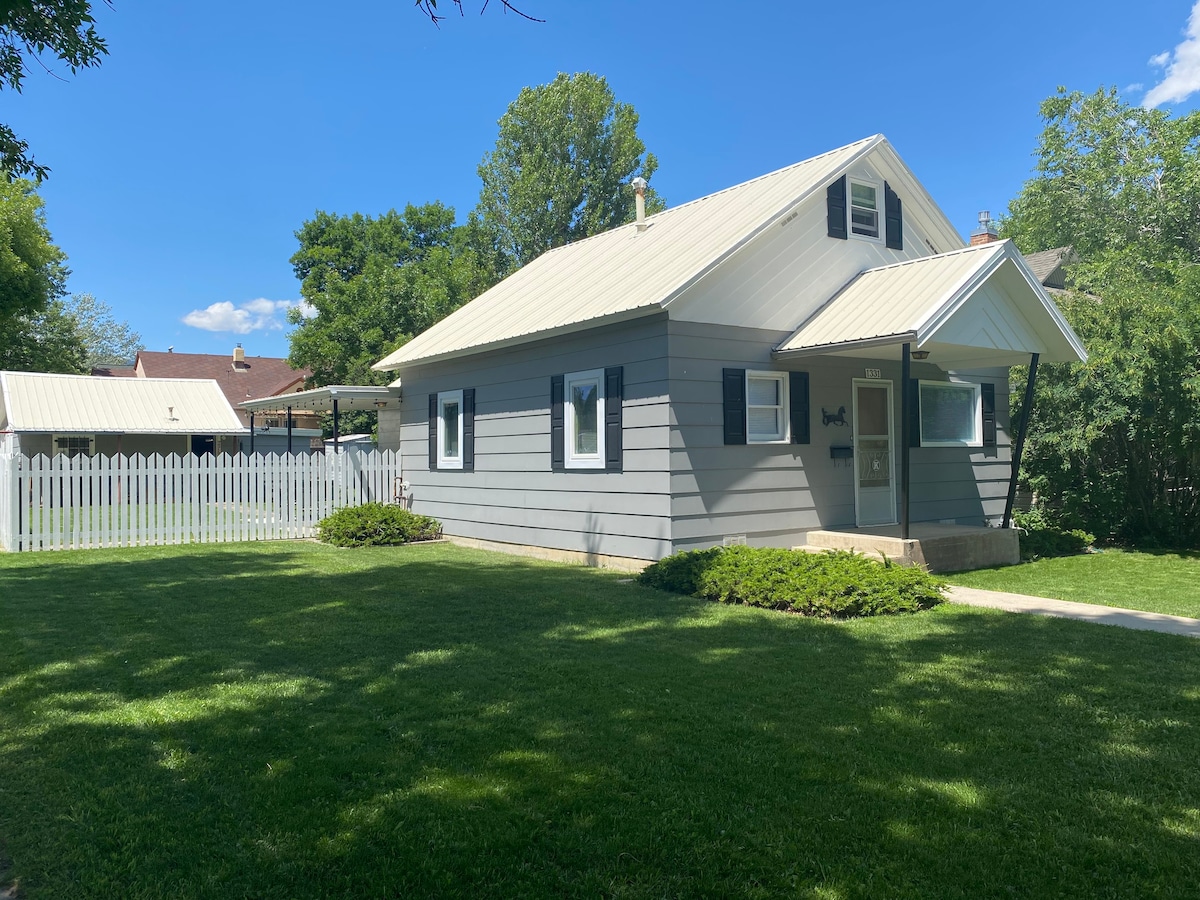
(116, 350), (312, 423)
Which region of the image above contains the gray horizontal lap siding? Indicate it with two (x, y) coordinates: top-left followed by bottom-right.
(396, 316), (672, 560)
(666, 320), (1012, 553)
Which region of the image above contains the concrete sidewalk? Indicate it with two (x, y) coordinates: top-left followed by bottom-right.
(946, 586), (1200, 638)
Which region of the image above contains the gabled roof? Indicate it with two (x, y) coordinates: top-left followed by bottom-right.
(126, 350), (311, 410)
(376, 135), (961, 372)
(773, 241), (1087, 367)
(1023, 246), (1077, 289)
(0, 371), (248, 434)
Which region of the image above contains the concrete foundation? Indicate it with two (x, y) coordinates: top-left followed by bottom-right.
(799, 523), (1020, 573)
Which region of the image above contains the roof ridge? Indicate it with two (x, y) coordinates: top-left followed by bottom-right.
(538, 135), (882, 256)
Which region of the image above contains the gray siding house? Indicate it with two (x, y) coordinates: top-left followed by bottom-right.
(373, 136), (1086, 568)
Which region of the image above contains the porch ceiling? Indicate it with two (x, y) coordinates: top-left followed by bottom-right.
(240, 385), (400, 413)
(772, 240), (1087, 368)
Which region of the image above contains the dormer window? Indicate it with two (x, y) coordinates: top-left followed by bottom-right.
(849, 179), (881, 240)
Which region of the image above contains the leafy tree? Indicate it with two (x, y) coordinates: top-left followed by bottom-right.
(476, 72), (664, 269)
(0, 1), (111, 181)
(0, 177), (72, 369)
(61, 292), (143, 367)
(1003, 88), (1200, 546)
(0, 298), (87, 373)
(287, 202), (499, 390)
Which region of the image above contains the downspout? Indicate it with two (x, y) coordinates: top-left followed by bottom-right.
(249, 412), (255, 454)
(1003, 352), (1040, 528)
(332, 399), (340, 454)
(287, 406), (293, 454)
(900, 343), (911, 540)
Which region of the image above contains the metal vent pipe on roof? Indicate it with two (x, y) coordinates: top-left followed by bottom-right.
(632, 176), (648, 233)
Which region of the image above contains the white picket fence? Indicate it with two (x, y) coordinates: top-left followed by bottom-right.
(0, 449), (402, 552)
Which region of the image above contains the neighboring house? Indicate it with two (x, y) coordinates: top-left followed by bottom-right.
(0, 371), (247, 457)
(94, 346), (321, 454)
(368, 135), (1086, 569)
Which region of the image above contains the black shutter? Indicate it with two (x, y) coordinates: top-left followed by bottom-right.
(550, 374), (565, 471)
(462, 388), (475, 472)
(909, 379), (922, 448)
(789, 371), (810, 444)
(981, 382), (997, 447)
(428, 393), (438, 470)
(723, 368), (747, 445)
(604, 367), (623, 472)
(885, 182), (903, 250)
(827, 176), (848, 240)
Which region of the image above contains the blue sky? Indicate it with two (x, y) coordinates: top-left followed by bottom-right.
(11, 0), (1200, 361)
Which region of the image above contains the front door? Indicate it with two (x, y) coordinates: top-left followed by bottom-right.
(853, 379), (896, 526)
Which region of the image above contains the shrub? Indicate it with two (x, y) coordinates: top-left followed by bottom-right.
(638, 546), (945, 618)
(1012, 508), (1094, 561)
(317, 503), (442, 547)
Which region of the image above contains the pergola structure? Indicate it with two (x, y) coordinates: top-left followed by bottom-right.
(240, 385), (400, 453)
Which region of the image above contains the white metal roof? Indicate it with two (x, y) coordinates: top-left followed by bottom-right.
(0, 371), (248, 434)
(375, 136), (890, 372)
(240, 384), (400, 413)
(773, 241), (1087, 367)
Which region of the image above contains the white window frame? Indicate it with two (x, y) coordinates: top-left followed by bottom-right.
(564, 368), (605, 470)
(848, 177), (883, 242)
(918, 380), (983, 447)
(437, 389), (464, 470)
(746, 371), (788, 444)
(52, 433), (95, 459)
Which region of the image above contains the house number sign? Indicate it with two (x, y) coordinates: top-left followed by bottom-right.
(864, 368), (881, 379)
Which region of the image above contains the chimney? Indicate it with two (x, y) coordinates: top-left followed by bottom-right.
(233, 343), (247, 369)
(631, 176), (648, 233)
(970, 210), (1000, 246)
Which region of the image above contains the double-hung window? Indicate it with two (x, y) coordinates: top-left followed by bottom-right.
(746, 371), (787, 443)
(918, 381), (982, 447)
(849, 178), (881, 240)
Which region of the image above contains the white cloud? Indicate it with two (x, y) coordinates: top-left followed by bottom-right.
(1144, 1), (1200, 107)
(182, 298), (308, 334)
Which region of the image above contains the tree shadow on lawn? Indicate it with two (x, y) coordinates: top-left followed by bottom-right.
(1, 542), (1199, 898)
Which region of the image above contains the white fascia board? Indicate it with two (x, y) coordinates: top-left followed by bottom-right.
(771, 331), (919, 360)
(374, 304), (663, 372)
(659, 136), (887, 312)
(913, 245), (1008, 341)
(868, 141), (966, 253)
(1001, 245), (1089, 362)
(918, 242), (1088, 363)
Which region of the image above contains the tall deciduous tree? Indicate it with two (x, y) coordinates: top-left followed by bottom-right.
(476, 72), (664, 269)
(287, 202), (499, 389)
(0, 177), (75, 370)
(1003, 87), (1200, 546)
(62, 292), (143, 367)
(0, 1), (110, 181)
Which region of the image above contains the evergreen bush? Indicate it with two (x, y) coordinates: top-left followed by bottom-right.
(637, 546), (945, 618)
(317, 503), (442, 547)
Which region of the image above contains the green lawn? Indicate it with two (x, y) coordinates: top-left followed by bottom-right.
(949, 549), (1200, 619)
(1, 542), (1198, 898)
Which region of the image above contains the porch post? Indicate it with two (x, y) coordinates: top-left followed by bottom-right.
(332, 399), (340, 454)
(1003, 352), (1040, 528)
(900, 342), (911, 540)
(287, 406), (293, 454)
(249, 412), (255, 454)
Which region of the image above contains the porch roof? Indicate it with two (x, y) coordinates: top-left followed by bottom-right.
(240, 384), (400, 414)
(772, 241), (1087, 369)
